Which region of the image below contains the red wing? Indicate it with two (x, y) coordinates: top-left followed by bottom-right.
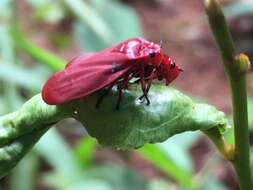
(42, 52), (133, 105)
(65, 53), (95, 68)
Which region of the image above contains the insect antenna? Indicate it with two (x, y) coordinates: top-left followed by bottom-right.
(160, 39), (163, 48)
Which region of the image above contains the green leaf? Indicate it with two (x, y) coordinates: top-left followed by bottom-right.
(0, 95), (69, 178)
(0, 94), (66, 146)
(0, 85), (228, 178)
(69, 85), (228, 149)
(0, 127), (48, 178)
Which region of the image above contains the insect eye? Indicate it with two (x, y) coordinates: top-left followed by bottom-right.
(171, 62), (176, 69)
(149, 52), (156, 58)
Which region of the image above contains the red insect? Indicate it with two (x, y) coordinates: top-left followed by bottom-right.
(42, 38), (182, 109)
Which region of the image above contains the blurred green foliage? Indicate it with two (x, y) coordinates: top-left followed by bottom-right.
(224, 1), (253, 18)
(73, 0), (142, 51)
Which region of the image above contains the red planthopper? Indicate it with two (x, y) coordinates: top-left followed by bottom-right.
(42, 38), (182, 109)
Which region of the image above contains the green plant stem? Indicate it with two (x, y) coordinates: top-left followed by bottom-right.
(205, 0), (253, 189)
(11, 29), (65, 71)
(230, 77), (252, 189)
(202, 128), (233, 161)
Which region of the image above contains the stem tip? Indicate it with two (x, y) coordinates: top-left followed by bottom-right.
(204, 0), (223, 16)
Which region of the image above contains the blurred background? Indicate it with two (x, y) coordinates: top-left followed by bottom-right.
(0, 0), (253, 189)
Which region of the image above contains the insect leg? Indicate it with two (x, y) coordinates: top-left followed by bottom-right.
(140, 66), (150, 105)
(95, 84), (114, 108)
(139, 69), (156, 102)
(144, 69), (156, 96)
(116, 73), (133, 110)
(116, 87), (122, 110)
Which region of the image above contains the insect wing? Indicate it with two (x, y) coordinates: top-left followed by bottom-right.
(42, 52), (132, 105)
(65, 53), (95, 68)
